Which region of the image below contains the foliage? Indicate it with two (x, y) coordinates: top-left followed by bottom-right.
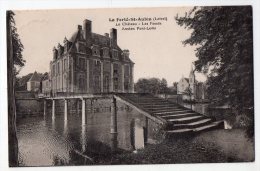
(175, 6), (253, 113)
(7, 11), (25, 70)
(15, 73), (32, 91)
(183, 86), (193, 97)
(135, 78), (169, 94)
(15, 72), (45, 91)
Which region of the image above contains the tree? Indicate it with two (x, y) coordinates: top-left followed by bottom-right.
(175, 6), (253, 111)
(183, 86), (193, 109)
(175, 6), (254, 134)
(15, 72), (45, 91)
(7, 10), (25, 166)
(135, 78), (169, 94)
(160, 78), (168, 95)
(15, 73), (33, 91)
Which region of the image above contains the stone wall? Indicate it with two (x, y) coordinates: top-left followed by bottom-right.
(16, 99), (43, 118)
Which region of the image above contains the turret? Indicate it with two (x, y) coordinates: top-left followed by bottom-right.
(57, 43), (64, 57)
(63, 37), (70, 53)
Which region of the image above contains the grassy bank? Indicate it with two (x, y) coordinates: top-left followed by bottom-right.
(97, 129), (254, 164)
(51, 129), (254, 166)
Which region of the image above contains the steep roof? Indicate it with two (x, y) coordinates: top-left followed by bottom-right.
(54, 22), (134, 64)
(184, 78), (189, 82)
(28, 71), (41, 82)
(68, 31), (79, 42)
(68, 30), (122, 51)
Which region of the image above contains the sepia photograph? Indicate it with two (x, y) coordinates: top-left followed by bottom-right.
(4, 5), (256, 168)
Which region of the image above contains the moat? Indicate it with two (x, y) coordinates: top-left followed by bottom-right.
(17, 103), (235, 166)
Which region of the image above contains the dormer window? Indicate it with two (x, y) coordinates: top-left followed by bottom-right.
(112, 49), (118, 59)
(76, 41), (85, 53)
(92, 45), (100, 57)
(102, 47), (109, 58)
(122, 49), (129, 61)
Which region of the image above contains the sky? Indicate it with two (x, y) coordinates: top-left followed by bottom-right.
(14, 7), (206, 86)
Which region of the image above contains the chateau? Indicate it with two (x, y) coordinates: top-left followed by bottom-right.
(177, 66), (206, 100)
(44, 19), (134, 96)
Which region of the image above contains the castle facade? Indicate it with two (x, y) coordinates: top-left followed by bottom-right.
(46, 19), (134, 96)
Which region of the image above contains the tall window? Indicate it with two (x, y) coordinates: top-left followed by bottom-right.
(79, 58), (86, 70)
(113, 63), (118, 75)
(124, 65), (130, 76)
(79, 77), (85, 91)
(104, 75), (109, 93)
(64, 58), (67, 71)
(124, 79), (129, 91)
(114, 77), (118, 91)
(52, 65), (55, 76)
(102, 48), (109, 58)
(94, 76), (101, 93)
(57, 62), (60, 75)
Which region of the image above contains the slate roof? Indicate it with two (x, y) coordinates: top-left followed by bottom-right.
(68, 30), (121, 50)
(56, 22), (134, 64)
(28, 71), (41, 82)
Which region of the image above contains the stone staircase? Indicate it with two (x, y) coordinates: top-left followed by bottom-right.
(116, 93), (224, 136)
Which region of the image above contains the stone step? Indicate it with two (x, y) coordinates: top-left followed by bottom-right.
(118, 93), (224, 136)
(168, 115), (206, 124)
(166, 121), (223, 134)
(129, 97), (166, 101)
(136, 101), (171, 105)
(127, 97), (166, 100)
(160, 113), (199, 119)
(193, 121), (223, 132)
(166, 128), (192, 134)
(134, 100), (170, 104)
(172, 118), (212, 129)
(145, 106), (180, 111)
(153, 109), (192, 115)
(141, 104), (178, 107)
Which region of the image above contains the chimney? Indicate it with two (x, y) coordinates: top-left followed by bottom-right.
(53, 47), (57, 60)
(78, 25), (82, 30)
(110, 28), (117, 47)
(83, 19), (92, 40)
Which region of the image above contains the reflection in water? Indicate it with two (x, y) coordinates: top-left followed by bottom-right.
(52, 114), (55, 130)
(81, 125), (87, 153)
(17, 107), (113, 166)
(64, 115), (68, 136)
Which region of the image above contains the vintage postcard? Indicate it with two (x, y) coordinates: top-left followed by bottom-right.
(6, 6), (255, 167)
